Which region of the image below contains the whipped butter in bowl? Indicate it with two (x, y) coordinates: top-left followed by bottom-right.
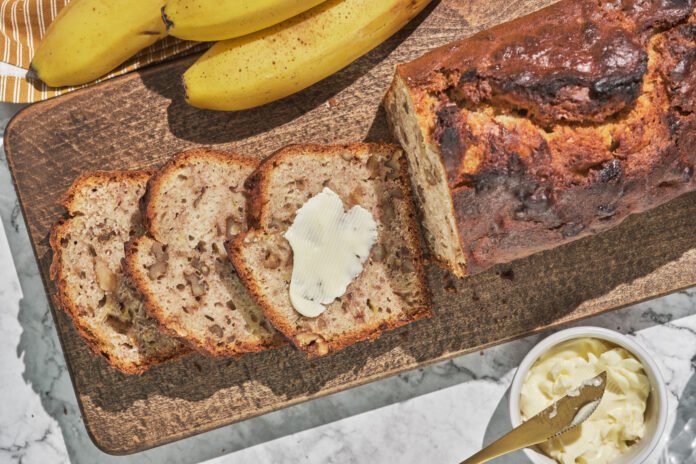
(509, 327), (668, 464)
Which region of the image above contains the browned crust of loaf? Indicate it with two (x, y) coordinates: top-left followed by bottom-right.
(385, 0), (696, 276)
(232, 143), (432, 356)
(393, 0), (688, 126)
(49, 170), (187, 375)
(129, 148), (286, 357)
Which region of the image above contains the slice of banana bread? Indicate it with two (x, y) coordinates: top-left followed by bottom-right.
(228, 143), (431, 356)
(50, 171), (188, 375)
(385, 0), (696, 277)
(125, 149), (284, 357)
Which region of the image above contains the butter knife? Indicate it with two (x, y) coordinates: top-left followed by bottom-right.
(460, 371), (607, 464)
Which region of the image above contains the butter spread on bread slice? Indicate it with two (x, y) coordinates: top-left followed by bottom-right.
(285, 187), (378, 318)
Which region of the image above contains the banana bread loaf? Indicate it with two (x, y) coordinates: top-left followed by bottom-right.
(385, 0), (696, 276)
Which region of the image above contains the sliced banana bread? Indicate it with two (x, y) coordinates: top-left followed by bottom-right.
(228, 143), (431, 356)
(50, 171), (188, 375)
(125, 149), (283, 357)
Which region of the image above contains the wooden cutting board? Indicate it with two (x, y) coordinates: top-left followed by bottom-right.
(6, 0), (696, 455)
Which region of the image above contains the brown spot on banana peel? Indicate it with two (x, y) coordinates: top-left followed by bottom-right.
(161, 6), (174, 31)
(182, 75), (208, 110)
(183, 78), (191, 105)
(140, 30), (161, 36)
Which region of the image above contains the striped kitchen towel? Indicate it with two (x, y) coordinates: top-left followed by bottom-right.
(0, 0), (207, 103)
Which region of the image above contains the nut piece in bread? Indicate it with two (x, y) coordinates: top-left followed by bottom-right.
(50, 171), (188, 374)
(228, 143), (431, 356)
(125, 149), (284, 357)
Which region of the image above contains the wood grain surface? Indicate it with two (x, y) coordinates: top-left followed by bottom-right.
(7, 0), (696, 455)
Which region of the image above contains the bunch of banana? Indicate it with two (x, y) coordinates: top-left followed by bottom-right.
(31, 0), (431, 111)
(184, 0), (431, 111)
(30, 0), (167, 88)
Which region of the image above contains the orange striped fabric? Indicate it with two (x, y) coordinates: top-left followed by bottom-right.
(0, 0), (207, 103)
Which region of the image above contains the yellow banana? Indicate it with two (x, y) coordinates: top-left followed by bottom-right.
(183, 0), (431, 111)
(30, 0), (166, 88)
(163, 0), (328, 42)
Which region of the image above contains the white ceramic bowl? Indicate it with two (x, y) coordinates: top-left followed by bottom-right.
(508, 326), (668, 464)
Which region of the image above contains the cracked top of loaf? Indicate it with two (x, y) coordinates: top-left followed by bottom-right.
(388, 0), (696, 275)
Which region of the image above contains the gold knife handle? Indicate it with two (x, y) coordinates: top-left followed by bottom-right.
(459, 419), (549, 464)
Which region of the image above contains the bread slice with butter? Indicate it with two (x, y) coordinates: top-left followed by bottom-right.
(50, 171), (189, 374)
(125, 149), (284, 357)
(228, 143), (432, 356)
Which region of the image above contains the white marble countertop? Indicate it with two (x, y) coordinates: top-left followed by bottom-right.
(0, 101), (695, 464)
